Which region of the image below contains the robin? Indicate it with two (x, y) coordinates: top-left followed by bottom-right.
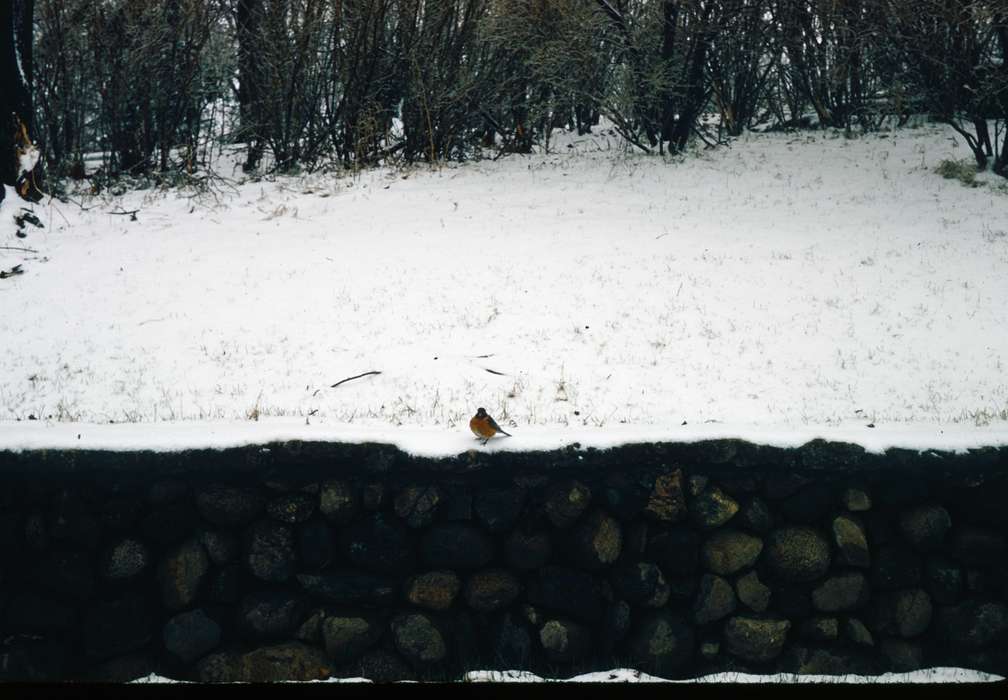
(469, 407), (512, 445)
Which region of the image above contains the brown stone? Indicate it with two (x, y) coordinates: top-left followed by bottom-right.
(643, 470), (687, 523)
(701, 530), (763, 575)
(157, 539), (209, 611)
(394, 485), (442, 528)
(464, 570), (523, 612)
(566, 509), (623, 569)
(405, 571), (461, 611)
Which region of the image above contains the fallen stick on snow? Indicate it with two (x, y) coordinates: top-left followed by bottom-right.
(330, 371), (382, 388)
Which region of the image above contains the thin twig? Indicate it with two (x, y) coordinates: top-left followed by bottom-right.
(330, 370), (382, 388)
(484, 368), (506, 376)
(0, 246), (38, 253)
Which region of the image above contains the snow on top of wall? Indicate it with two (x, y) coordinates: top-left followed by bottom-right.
(1, 417), (1006, 457)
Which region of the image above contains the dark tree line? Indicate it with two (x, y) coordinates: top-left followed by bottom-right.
(2, 0), (1006, 201)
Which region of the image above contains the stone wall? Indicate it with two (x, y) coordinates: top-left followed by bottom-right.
(0, 439), (1006, 682)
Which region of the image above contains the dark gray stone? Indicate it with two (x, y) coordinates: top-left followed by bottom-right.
(723, 616), (790, 662)
(339, 514), (415, 575)
(4, 592), (76, 633)
(357, 649), (416, 682)
(692, 574), (736, 624)
(494, 613), (533, 668)
(163, 609), (221, 664)
(878, 639), (923, 672)
(602, 472), (650, 520)
(925, 556), (963, 605)
(421, 524), (494, 570)
(735, 570), (771, 613)
(766, 527), (831, 582)
(207, 564), (241, 604)
(101, 538), (149, 580)
(199, 530), (239, 566)
(157, 539), (209, 610)
(438, 486), (472, 521)
(832, 514), (870, 567)
(99, 497), (142, 531)
(801, 617), (839, 641)
(871, 545), (922, 590)
(701, 530), (763, 575)
(297, 518), (334, 572)
(464, 570), (523, 612)
(266, 493), (317, 524)
(539, 619), (592, 662)
(690, 486), (739, 529)
(737, 496), (773, 534)
(318, 481), (357, 522)
(604, 600), (632, 645)
(611, 561), (670, 608)
(297, 572), (397, 605)
(899, 505), (951, 551)
(48, 491), (100, 550)
(780, 482), (834, 524)
(626, 611), (694, 676)
(394, 485), (442, 528)
(937, 601), (1008, 649)
(148, 479), (187, 505)
(544, 480), (592, 528)
(392, 613), (447, 664)
(246, 520), (296, 583)
(323, 615), (383, 663)
(841, 487), (872, 512)
(845, 617), (874, 646)
(784, 646), (875, 676)
(812, 572), (871, 612)
(141, 501), (199, 547)
(527, 566), (603, 623)
(647, 529), (699, 576)
(197, 650), (242, 683)
(953, 527), (1006, 567)
(361, 483), (384, 512)
(239, 591), (307, 640)
(764, 473), (813, 500)
(873, 589), (933, 638)
(196, 485), (265, 527)
(34, 550), (95, 601)
(474, 487), (527, 533)
(83, 594), (153, 659)
(506, 530), (552, 570)
(91, 653), (156, 682)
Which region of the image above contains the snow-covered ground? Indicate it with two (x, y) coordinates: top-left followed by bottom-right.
(2, 123), (1008, 454)
(128, 667), (1003, 684)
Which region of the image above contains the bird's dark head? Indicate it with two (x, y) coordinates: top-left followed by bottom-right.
(475, 407), (487, 417)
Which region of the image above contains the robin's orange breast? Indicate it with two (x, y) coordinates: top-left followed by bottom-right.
(470, 416), (496, 438)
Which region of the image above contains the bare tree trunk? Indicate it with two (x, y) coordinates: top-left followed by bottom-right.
(1, 0), (41, 201)
(237, 0), (264, 171)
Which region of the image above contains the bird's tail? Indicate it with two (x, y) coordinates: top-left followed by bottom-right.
(499, 429), (512, 437)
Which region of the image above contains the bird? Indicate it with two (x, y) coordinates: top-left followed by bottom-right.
(469, 407), (512, 445)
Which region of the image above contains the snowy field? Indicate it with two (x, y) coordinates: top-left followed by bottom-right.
(2, 122), (1008, 455)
